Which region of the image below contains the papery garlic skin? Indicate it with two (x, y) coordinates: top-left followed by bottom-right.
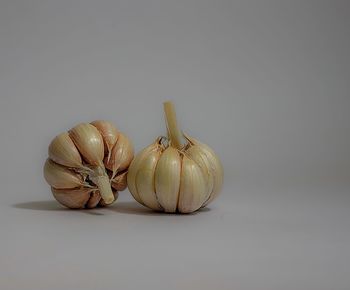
(154, 147), (181, 212)
(90, 120), (119, 162)
(44, 159), (84, 189)
(184, 134), (223, 206)
(127, 135), (223, 213)
(135, 147), (163, 211)
(127, 101), (223, 214)
(111, 171), (128, 191)
(177, 155), (210, 213)
(127, 141), (161, 205)
(48, 132), (83, 168)
(69, 123), (105, 167)
(105, 133), (134, 178)
(51, 187), (93, 209)
(44, 121), (133, 209)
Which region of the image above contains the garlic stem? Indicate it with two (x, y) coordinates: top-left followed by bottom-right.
(93, 175), (114, 204)
(90, 166), (114, 204)
(163, 101), (182, 150)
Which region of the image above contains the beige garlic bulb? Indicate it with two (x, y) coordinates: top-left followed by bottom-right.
(127, 102), (223, 213)
(44, 121), (133, 209)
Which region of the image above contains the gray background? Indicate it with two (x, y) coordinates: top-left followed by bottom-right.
(0, 0), (349, 289)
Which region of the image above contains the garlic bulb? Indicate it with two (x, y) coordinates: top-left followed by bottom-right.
(44, 121), (133, 209)
(127, 102), (223, 213)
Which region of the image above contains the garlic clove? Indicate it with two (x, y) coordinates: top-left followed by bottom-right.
(135, 149), (163, 211)
(44, 159), (84, 189)
(127, 142), (159, 205)
(48, 132), (83, 168)
(155, 147), (181, 213)
(177, 155), (210, 213)
(184, 134), (223, 206)
(51, 187), (93, 209)
(90, 120), (119, 162)
(185, 145), (214, 199)
(105, 133), (134, 178)
(111, 171), (128, 191)
(69, 123), (105, 166)
(86, 190), (101, 208)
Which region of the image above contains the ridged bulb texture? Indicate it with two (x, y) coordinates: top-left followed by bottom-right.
(127, 135), (223, 213)
(43, 121), (134, 209)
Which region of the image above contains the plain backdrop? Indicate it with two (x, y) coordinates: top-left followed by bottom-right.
(0, 1), (349, 290)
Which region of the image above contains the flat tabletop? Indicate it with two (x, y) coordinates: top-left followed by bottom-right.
(2, 181), (349, 290)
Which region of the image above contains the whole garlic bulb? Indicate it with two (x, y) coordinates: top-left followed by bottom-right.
(44, 121), (134, 209)
(127, 102), (223, 213)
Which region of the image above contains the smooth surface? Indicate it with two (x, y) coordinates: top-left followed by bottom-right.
(1, 0), (349, 289)
(2, 181), (350, 290)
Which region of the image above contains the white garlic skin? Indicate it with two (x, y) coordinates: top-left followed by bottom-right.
(44, 120), (133, 209)
(127, 136), (223, 213)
